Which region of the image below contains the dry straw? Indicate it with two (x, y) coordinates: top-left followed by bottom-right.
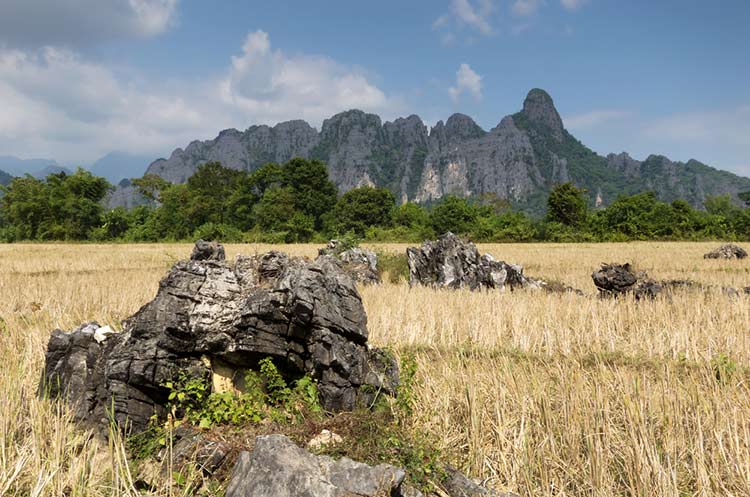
(1, 242), (748, 496)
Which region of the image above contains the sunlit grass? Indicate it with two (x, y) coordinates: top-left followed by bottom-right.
(1, 242), (749, 496)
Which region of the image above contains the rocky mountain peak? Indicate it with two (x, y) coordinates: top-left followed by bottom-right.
(521, 88), (564, 141)
(444, 113), (485, 140)
(321, 109), (382, 133)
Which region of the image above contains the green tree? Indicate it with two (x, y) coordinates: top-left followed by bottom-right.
(132, 173), (170, 202)
(1, 169), (110, 240)
(185, 162), (247, 226)
(704, 194), (739, 218)
(546, 183), (588, 226)
(394, 202), (430, 228)
(330, 186), (395, 235)
(430, 195), (478, 235)
(281, 158), (337, 228)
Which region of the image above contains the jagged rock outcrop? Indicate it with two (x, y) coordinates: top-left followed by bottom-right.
(226, 434), (413, 497)
(41, 242), (398, 433)
(123, 88), (750, 212)
(319, 240), (380, 284)
(406, 232), (539, 291)
(704, 244), (748, 259)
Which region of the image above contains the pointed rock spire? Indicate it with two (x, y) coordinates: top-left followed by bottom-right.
(521, 88), (565, 142)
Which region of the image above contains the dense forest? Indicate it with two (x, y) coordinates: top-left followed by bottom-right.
(1, 158), (750, 243)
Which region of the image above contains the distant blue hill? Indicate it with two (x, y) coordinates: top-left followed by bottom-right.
(0, 155), (58, 177)
(90, 151), (152, 184)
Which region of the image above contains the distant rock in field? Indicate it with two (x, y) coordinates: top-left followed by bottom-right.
(406, 232), (540, 292)
(592, 264), (702, 300)
(226, 434), (409, 497)
(591, 263), (639, 297)
(722, 286), (750, 298)
(191, 239), (226, 261)
(318, 239), (380, 284)
(40, 241), (398, 434)
(703, 244), (748, 260)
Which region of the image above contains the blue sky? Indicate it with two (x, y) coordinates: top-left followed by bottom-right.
(0, 0), (748, 175)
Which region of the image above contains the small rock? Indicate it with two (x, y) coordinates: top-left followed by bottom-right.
(318, 240), (380, 284)
(592, 263), (638, 297)
(190, 239), (226, 261)
(307, 429), (343, 451)
(441, 465), (519, 497)
(704, 244), (748, 260)
(93, 325), (115, 344)
(226, 434), (407, 497)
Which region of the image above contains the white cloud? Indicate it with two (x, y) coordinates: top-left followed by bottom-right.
(434, 0), (495, 37)
(0, 0), (178, 47)
(220, 30), (398, 126)
(0, 31), (401, 164)
(512, 0), (543, 17)
(560, 0), (587, 11)
(449, 63), (482, 103)
(564, 109), (632, 130)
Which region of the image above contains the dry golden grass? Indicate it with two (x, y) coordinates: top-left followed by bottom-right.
(1, 242), (749, 496)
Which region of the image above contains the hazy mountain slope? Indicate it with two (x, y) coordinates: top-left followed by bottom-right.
(0, 156), (59, 177)
(0, 169), (12, 186)
(90, 151), (153, 184)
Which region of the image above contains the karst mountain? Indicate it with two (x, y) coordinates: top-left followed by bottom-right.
(141, 89), (750, 213)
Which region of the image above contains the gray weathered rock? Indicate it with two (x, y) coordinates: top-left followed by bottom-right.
(704, 244), (748, 260)
(442, 466), (519, 497)
(225, 434), (407, 497)
(591, 263), (639, 297)
(407, 232), (538, 291)
(191, 239), (226, 261)
(592, 264), (699, 300)
(442, 466), (518, 497)
(318, 240), (380, 285)
(41, 242), (398, 433)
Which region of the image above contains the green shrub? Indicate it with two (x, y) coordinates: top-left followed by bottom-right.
(164, 357), (322, 429)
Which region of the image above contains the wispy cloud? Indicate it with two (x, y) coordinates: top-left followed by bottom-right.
(448, 63), (482, 103)
(0, 30), (404, 163)
(560, 0), (587, 11)
(433, 0), (495, 41)
(512, 0), (543, 17)
(564, 109), (633, 129)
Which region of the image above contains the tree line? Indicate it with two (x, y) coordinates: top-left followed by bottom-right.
(1, 158), (749, 243)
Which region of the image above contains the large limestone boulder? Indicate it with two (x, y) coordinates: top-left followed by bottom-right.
(406, 232), (538, 291)
(41, 243), (398, 433)
(704, 244), (748, 260)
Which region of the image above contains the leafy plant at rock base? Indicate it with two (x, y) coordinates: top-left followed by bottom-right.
(163, 357), (322, 430)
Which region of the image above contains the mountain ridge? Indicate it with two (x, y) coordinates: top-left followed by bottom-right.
(135, 89), (750, 212)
